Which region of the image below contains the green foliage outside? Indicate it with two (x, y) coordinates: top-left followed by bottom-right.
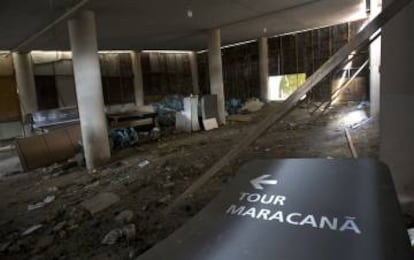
(279, 73), (306, 99)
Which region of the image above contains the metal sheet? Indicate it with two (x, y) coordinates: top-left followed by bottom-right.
(137, 159), (412, 260)
(31, 107), (79, 129)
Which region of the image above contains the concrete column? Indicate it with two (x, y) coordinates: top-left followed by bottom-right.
(189, 51), (200, 95)
(259, 37), (269, 102)
(131, 51), (144, 106)
(68, 10), (110, 170)
(12, 52), (38, 121)
(380, 0), (414, 201)
(208, 29), (226, 124)
(369, 0), (382, 117)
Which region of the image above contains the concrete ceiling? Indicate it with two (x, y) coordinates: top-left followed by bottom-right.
(0, 0), (367, 51)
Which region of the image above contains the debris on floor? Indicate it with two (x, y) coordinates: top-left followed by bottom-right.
(138, 160), (150, 168)
(21, 224), (43, 236)
(102, 229), (123, 245)
(241, 98), (264, 113)
(0, 102), (385, 259)
(101, 224), (136, 245)
(115, 210), (134, 224)
(225, 98), (243, 115)
(153, 95), (184, 126)
(27, 195), (55, 211)
(80, 192), (120, 215)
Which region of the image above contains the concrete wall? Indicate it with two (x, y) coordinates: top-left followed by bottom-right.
(380, 0), (414, 199)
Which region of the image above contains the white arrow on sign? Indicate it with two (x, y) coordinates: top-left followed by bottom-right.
(250, 174), (278, 190)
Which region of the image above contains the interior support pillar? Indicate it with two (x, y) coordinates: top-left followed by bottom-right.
(68, 10), (110, 170)
(12, 52), (38, 122)
(380, 0), (414, 201)
(208, 28), (226, 124)
(189, 51), (200, 95)
(369, 0), (382, 117)
(131, 51), (144, 106)
(259, 37), (269, 102)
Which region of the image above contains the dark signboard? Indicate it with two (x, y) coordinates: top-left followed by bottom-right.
(137, 159), (412, 260)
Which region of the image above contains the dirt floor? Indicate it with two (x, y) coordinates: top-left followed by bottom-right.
(0, 102), (385, 259)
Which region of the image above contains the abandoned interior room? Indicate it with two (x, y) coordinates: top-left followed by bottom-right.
(1, 0), (414, 259)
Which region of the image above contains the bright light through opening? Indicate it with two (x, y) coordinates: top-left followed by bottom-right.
(342, 110), (367, 126)
(268, 73), (306, 101)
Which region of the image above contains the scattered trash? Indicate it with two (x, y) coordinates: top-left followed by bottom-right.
(53, 221), (67, 232)
(357, 101), (370, 109)
(264, 148), (271, 152)
(81, 192), (120, 215)
(47, 186), (58, 193)
(123, 224), (136, 241)
(67, 224), (79, 231)
(102, 229), (123, 245)
(101, 224), (136, 245)
(111, 174), (131, 185)
(115, 210), (134, 224)
(163, 182), (175, 188)
(0, 241), (12, 252)
(21, 224), (43, 236)
(241, 98), (264, 113)
(159, 195), (172, 204)
(110, 126), (161, 150)
(225, 98), (243, 115)
(153, 95), (184, 126)
(72, 152), (85, 167)
(150, 127), (161, 140)
(138, 160), (150, 168)
(42, 164), (58, 174)
(110, 127), (140, 149)
(27, 195), (55, 211)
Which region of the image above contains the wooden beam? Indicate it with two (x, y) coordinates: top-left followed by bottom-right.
(164, 0), (413, 213)
(345, 128), (358, 158)
(318, 59), (369, 116)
